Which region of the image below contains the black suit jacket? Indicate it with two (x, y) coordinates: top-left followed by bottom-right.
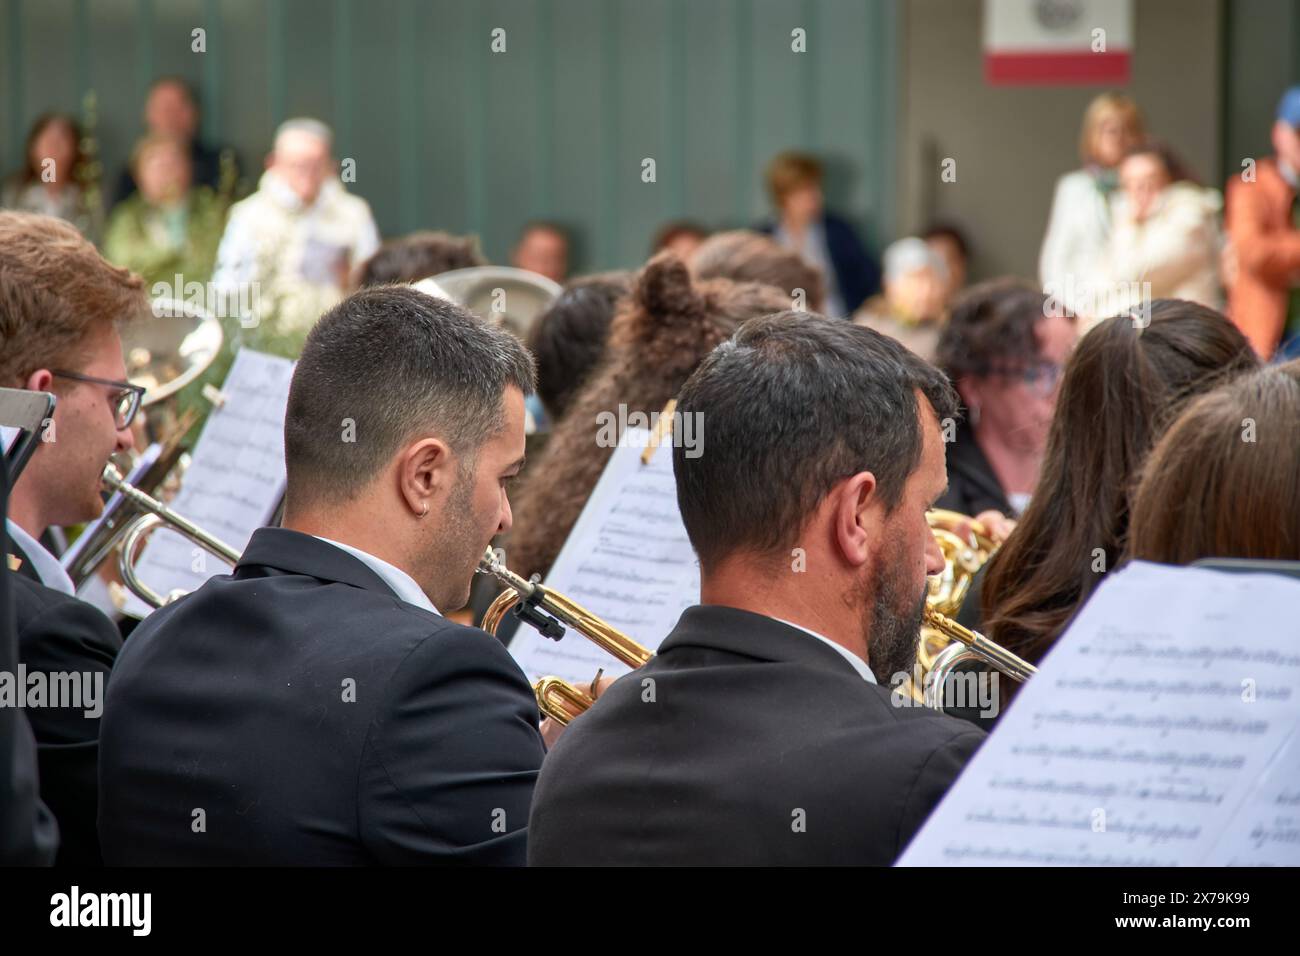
(98, 527), (546, 865)
(11, 572), (121, 866)
(935, 417), (1014, 519)
(528, 605), (984, 866)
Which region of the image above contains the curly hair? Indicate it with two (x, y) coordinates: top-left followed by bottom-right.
(504, 252), (790, 581)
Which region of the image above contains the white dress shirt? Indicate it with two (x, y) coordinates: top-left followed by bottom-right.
(774, 616), (877, 684)
(312, 535), (440, 616)
(6, 519), (75, 595)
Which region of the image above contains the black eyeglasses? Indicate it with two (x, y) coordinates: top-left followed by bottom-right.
(49, 370), (146, 429)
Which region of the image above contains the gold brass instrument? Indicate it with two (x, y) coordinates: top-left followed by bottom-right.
(920, 509), (997, 672)
(476, 547), (652, 725)
(922, 607), (1036, 709)
(99, 463), (240, 609)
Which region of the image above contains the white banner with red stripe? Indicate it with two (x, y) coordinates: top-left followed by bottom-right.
(984, 0), (1133, 86)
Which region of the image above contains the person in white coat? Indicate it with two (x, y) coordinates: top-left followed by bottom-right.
(1039, 93), (1145, 318)
(1093, 142), (1223, 329)
(211, 118), (380, 351)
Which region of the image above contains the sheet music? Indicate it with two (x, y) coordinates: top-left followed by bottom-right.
(121, 350), (294, 617)
(507, 427), (700, 685)
(897, 561), (1300, 866)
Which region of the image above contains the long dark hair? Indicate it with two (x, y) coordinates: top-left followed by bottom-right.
(1127, 360), (1300, 565)
(980, 301), (1258, 665)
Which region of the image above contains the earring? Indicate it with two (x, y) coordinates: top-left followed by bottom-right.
(418, 503), (429, 519)
(968, 402), (981, 428)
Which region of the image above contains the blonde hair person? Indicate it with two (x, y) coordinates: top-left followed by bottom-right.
(1039, 93), (1145, 320)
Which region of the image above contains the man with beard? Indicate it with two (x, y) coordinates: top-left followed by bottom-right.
(527, 312), (985, 865)
(99, 286), (547, 864)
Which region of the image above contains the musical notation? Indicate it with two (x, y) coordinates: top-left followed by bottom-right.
(121, 350), (294, 617)
(508, 427), (700, 685)
(897, 561), (1300, 867)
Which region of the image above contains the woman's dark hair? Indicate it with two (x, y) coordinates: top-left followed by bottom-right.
(354, 231), (485, 288)
(1127, 360), (1300, 565)
(980, 301), (1258, 666)
(652, 220), (708, 254)
(20, 114), (85, 185)
(935, 278), (1054, 381)
(525, 272), (632, 420)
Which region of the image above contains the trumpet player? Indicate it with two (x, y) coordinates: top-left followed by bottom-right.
(1, 211), (146, 865)
(528, 313), (986, 866)
(98, 285), (547, 865)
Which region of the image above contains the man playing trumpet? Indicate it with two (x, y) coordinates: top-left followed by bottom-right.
(528, 313), (986, 865)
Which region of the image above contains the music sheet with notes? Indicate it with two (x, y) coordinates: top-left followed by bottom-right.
(898, 561), (1300, 866)
(121, 349), (294, 618)
(507, 427), (700, 685)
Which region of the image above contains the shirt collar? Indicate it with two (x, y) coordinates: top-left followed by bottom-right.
(6, 519), (75, 595)
(311, 535), (440, 615)
(773, 616), (877, 684)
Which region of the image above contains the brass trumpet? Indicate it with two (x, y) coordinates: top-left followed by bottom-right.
(100, 463), (240, 609)
(476, 548), (651, 724)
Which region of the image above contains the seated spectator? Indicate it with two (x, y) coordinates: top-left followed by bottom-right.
(526, 272), (632, 426)
(512, 221), (569, 283)
(355, 231), (485, 288)
(113, 76), (238, 207)
(924, 222), (971, 308)
(102, 134), (227, 289)
(935, 279), (1075, 522)
(1, 114), (100, 240)
(1095, 141), (1222, 327)
(758, 151), (880, 315)
(690, 229), (825, 312)
(210, 118), (380, 353)
(652, 220), (709, 260)
(852, 237), (948, 361)
(1128, 360), (1300, 565)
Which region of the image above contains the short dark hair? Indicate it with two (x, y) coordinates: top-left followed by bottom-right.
(935, 278), (1054, 380)
(526, 272), (631, 421)
(284, 285), (536, 506)
(673, 312), (959, 570)
(354, 231), (486, 288)
(922, 222), (971, 261)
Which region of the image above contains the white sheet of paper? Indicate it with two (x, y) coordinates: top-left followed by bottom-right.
(507, 427), (700, 685)
(121, 349), (294, 617)
(897, 560), (1300, 866)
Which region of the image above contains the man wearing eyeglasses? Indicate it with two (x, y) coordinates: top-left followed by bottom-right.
(0, 211), (147, 865)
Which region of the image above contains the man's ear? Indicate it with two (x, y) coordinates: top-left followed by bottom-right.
(833, 471), (880, 568)
(24, 369), (53, 393)
(398, 437), (454, 518)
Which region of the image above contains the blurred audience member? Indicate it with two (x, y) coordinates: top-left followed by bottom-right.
(1128, 360), (1300, 565)
(852, 237), (947, 361)
(759, 151), (879, 316)
(935, 279), (1075, 524)
(1096, 141), (1222, 326)
(113, 77), (237, 206)
(102, 134), (226, 289)
(924, 222), (971, 307)
(970, 303), (1257, 667)
(1040, 93), (1144, 318)
(211, 118), (379, 350)
(690, 229), (824, 312)
(526, 272), (632, 425)
(355, 231), (485, 288)
(2, 114), (100, 239)
(512, 221), (570, 283)
(652, 220), (709, 260)
(1224, 87), (1300, 360)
